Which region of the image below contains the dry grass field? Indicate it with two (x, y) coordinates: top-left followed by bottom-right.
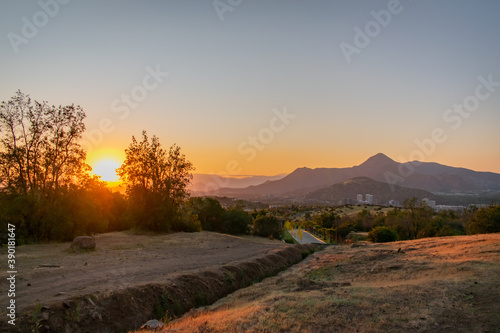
(138, 233), (500, 333)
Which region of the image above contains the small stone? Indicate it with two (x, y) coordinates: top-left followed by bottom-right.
(92, 312), (102, 321)
(141, 320), (165, 329)
(41, 312), (49, 321)
(70, 236), (96, 251)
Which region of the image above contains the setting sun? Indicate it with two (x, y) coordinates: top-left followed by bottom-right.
(87, 149), (125, 184)
(92, 159), (121, 182)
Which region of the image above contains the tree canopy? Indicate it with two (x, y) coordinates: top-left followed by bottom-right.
(0, 90), (88, 194)
(117, 131), (194, 232)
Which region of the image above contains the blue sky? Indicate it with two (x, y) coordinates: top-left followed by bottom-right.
(1, 0), (499, 176)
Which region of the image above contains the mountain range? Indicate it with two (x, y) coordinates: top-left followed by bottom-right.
(206, 153), (500, 204)
(189, 173), (286, 194)
(305, 177), (436, 205)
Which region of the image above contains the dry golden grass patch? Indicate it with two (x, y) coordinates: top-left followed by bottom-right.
(141, 233), (500, 333)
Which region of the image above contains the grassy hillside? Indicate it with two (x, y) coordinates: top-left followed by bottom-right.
(138, 233), (500, 332)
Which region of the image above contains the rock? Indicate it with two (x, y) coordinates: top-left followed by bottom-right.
(141, 320), (165, 329)
(41, 312), (49, 321)
(70, 236), (96, 251)
(92, 312), (102, 321)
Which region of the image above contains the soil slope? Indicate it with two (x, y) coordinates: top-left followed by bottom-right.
(0, 231), (312, 332)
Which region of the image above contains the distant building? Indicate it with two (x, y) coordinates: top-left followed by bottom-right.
(366, 194), (373, 205)
(389, 200), (400, 207)
(422, 198), (436, 209)
(338, 198), (352, 205)
(435, 205), (465, 212)
(357, 194), (363, 203)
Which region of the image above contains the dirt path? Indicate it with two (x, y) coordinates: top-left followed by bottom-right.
(0, 231), (287, 316)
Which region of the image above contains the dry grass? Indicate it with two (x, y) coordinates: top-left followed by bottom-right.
(136, 233), (500, 333)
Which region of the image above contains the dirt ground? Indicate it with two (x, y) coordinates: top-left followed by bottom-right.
(147, 233), (500, 333)
(0, 231), (287, 317)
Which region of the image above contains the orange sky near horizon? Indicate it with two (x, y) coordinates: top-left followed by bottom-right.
(87, 144), (500, 182)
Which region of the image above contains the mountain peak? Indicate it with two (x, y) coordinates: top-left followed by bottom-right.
(360, 153), (396, 167)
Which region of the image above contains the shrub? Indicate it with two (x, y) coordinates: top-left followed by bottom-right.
(253, 215), (283, 240)
(466, 205), (500, 235)
(223, 208), (252, 235)
(368, 226), (398, 243)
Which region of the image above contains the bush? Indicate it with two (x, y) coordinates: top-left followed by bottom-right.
(253, 215), (283, 240)
(224, 208), (252, 235)
(466, 205), (500, 235)
(368, 226), (398, 243)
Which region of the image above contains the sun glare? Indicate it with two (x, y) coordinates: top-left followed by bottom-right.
(92, 159), (121, 183)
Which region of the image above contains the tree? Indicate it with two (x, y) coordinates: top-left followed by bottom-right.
(466, 205), (500, 235)
(187, 197), (225, 231)
(403, 197), (433, 239)
(117, 131), (194, 232)
(368, 226), (398, 243)
(224, 208), (252, 235)
(253, 215), (283, 240)
(0, 90), (88, 194)
(0, 91), (109, 243)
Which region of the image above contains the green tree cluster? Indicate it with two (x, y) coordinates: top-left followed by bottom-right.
(253, 215), (283, 240)
(368, 226), (398, 243)
(0, 91), (125, 243)
(466, 205), (500, 234)
(117, 131), (195, 232)
(187, 197), (252, 235)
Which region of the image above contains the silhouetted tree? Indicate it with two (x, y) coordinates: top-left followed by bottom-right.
(0, 90), (88, 194)
(0, 91), (115, 243)
(117, 131), (194, 232)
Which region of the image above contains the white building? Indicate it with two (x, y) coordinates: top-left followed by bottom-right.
(389, 200), (400, 207)
(366, 194), (374, 205)
(422, 198), (436, 209)
(357, 194), (363, 203)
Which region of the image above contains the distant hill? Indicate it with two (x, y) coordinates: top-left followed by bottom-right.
(189, 173), (286, 194)
(215, 153), (500, 200)
(305, 177), (435, 205)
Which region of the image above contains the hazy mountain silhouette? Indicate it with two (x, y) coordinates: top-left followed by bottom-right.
(305, 177), (435, 205)
(214, 153), (500, 199)
(189, 173), (286, 193)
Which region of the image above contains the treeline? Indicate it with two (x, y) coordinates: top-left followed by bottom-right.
(302, 199), (500, 243)
(0, 92), (283, 244)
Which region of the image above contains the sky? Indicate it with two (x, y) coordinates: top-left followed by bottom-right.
(1, 0), (500, 180)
